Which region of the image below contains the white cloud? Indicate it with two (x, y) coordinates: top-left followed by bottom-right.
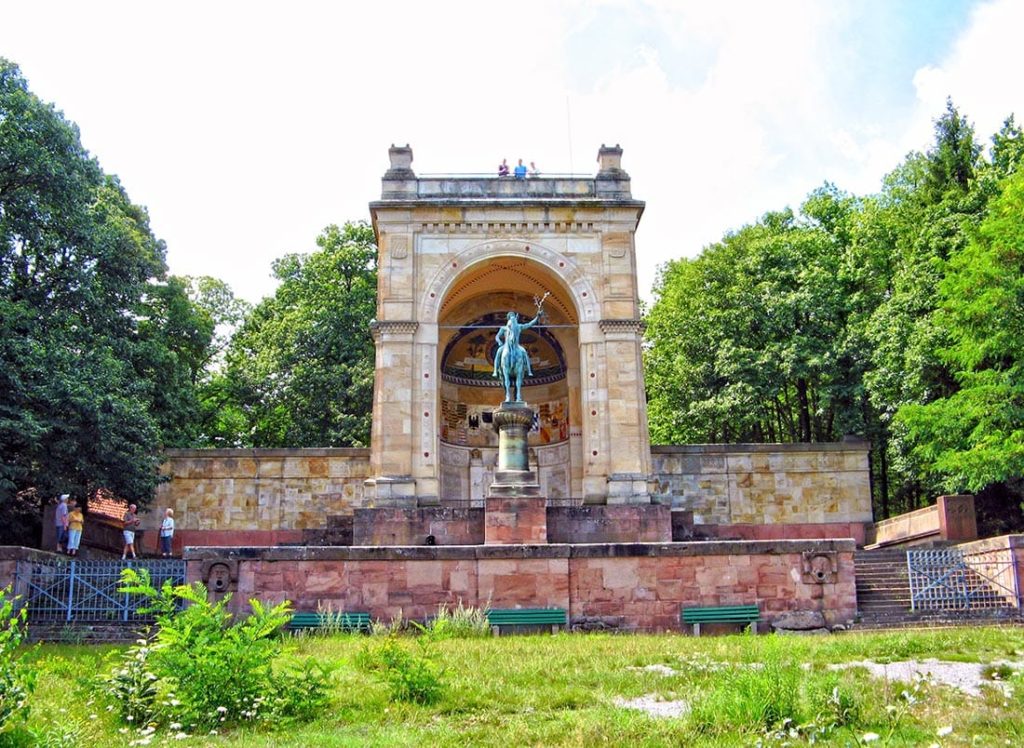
(907, 0), (1024, 155)
(0, 0), (1018, 306)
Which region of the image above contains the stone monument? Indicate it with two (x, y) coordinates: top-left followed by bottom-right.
(488, 300), (547, 501)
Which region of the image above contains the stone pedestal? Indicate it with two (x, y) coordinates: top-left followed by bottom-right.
(488, 402), (541, 498)
(485, 496), (548, 544)
(486, 402), (546, 544)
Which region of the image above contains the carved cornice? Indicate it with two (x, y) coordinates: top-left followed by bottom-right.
(599, 318), (645, 335)
(370, 320), (419, 339)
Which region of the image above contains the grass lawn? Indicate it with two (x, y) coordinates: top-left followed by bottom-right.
(15, 626), (1024, 747)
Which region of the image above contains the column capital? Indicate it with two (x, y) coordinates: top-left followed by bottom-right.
(599, 318), (645, 335)
(370, 320), (419, 339)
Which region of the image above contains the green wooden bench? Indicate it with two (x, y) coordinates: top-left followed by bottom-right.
(487, 608), (567, 634)
(681, 604), (761, 636)
(287, 611), (371, 634)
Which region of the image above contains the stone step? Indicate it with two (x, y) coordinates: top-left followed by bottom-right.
(27, 621), (148, 643)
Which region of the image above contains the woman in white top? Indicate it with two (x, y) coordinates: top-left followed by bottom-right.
(159, 508), (175, 557)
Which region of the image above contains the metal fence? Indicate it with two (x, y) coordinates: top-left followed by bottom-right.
(14, 559), (186, 623)
(907, 548), (1019, 612)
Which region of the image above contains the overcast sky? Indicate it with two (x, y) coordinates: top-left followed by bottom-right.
(3, 0), (1021, 303)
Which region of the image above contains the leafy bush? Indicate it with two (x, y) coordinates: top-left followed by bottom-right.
(102, 568), (331, 734)
(356, 637), (444, 705)
(0, 587), (35, 736)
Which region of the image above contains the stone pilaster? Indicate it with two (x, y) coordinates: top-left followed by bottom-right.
(365, 320), (419, 505)
(599, 318), (652, 504)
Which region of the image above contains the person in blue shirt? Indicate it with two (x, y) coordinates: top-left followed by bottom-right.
(514, 159), (528, 179)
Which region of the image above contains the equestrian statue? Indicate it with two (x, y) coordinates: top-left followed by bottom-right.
(492, 293), (548, 402)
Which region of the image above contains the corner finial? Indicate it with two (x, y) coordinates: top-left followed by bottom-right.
(385, 144), (415, 179)
(596, 144), (626, 177)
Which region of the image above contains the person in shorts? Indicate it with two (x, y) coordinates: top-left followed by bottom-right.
(159, 508), (175, 557)
(122, 504), (140, 560)
(67, 500), (84, 556)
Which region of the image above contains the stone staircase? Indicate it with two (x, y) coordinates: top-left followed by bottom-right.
(854, 548), (1022, 629)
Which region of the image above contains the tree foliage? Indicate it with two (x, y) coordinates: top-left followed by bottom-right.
(0, 59), (222, 541)
(205, 222), (377, 447)
(897, 168), (1024, 492)
(646, 100), (1024, 523)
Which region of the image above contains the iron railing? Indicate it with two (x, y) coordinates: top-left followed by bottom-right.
(15, 558), (186, 623)
(907, 548), (1019, 612)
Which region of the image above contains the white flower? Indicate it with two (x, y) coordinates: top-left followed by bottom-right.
(862, 733), (880, 743)
(174, 732), (189, 740)
(216, 706), (228, 713)
(126, 715), (134, 722)
(937, 726), (953, 737)
(170, 722), (182, 730)
(89, 714), (98, 720)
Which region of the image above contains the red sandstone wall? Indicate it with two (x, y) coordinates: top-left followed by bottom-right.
(547, 505), (671, 544)
(352, 508), (483, 546)
(187, 541), (857, 632)
(570, 552), (856, 630)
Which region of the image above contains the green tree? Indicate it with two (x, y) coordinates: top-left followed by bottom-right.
(646, 191), (864, 446)
(0, 60), (214, 541)
(896, 168), (1024, 493)
(214, 222), (377, 447)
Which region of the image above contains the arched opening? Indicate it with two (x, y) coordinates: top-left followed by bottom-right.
(436, 257), (581, 502)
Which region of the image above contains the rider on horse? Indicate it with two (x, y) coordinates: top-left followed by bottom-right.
(492, 309), (543, 402)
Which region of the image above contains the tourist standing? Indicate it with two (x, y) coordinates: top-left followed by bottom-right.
(514, 158), (527, 179)
(159, 508), (175, 558)
(529, 161), (540, 177)
(122, 503), (140, 560)
(498, 158), (509, 177)
(66, 500), (84, 557)
(54, 494), (69, 553)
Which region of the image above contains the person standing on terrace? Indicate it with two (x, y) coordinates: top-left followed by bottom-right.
(514, 158), (528, 179)
(498, 158), (509, 177)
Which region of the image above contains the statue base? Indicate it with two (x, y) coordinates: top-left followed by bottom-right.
(488, 402), (540, 498)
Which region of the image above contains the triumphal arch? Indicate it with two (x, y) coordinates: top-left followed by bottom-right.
(365, 145), (653, 506)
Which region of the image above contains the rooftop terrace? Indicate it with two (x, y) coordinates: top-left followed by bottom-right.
(375, 144), (637, 203)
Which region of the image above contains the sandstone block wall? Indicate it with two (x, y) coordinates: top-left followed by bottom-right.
(152, 448), (370, 539)
(867, 494), (976, 547)
(153, 442), (873, 546)
(185, 541), (857, 632)
(651, 443), (872, 531)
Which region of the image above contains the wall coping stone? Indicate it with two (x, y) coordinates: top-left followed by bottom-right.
(652, 442), (870, 454)
(0, 546), (66, 563)
(163, 448), (370, 458)
(183, 539), (855, 562)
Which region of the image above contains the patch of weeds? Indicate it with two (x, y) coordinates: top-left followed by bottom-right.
(690, 648), (802, 734)
(26, 717), (87, 748)
(57, 625), (83, 646)
(981, 662), (1014, 681)
(370, 610), (406, 637)
(419, 600), (490, 641)
(357, 636), (444, 704)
